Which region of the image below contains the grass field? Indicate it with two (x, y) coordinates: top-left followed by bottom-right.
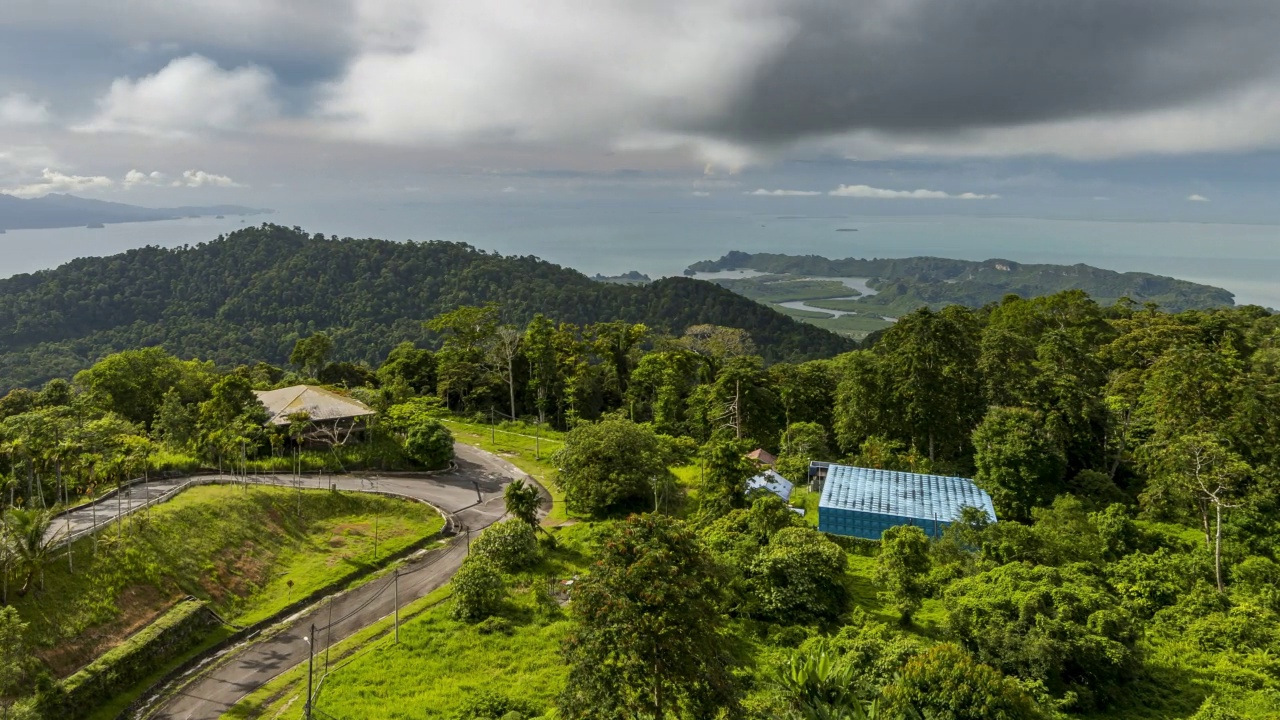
(438, 418), (576, 523)
(226, 523), (604, 720)
(7, 485), (443, 677)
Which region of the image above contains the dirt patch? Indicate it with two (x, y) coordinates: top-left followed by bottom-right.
(37, 585), (175, 678)
(202, 543), (270, 602)
(331, 522), (369, 537)
(328, 537), (347, 548)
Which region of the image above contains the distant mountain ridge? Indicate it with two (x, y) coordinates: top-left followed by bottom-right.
(688, 251), (1236, 312)
(0, 193), (271, 230)
(0, 225), (853, 391)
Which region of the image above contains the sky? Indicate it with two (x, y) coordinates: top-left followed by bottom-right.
(3, 0), (1280, 225)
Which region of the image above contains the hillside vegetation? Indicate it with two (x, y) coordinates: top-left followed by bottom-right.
(0, 226), (852, 391)
(6, 485), (442, 678)
(690, 251), (1237, 315)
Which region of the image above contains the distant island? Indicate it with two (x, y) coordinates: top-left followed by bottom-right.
(591, 270), (652, 285)
(686, 251), (1236, 339)
(0, 193), (271, 231)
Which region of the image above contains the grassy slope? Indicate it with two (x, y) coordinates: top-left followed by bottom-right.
(10, 485), (443, 677)
(438, 419), (575, 523)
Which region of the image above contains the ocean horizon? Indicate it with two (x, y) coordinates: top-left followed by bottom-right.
(5, 208), (1279, 309)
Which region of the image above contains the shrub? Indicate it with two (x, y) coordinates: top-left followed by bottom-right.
(452, 690), (541, 720)
(748, 526), (849, 623)
(405, 419), (454, 469)
(472, 520), (538, 572)
(475, 616), (513, 636)
(551, 416), (668, 516)
(944, 562), (1137, 708)
(451, 557), (505, 622)
(882, 643), (1044, 720)
(876, 525), (931, 624)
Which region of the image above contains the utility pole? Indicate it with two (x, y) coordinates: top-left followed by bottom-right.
(305, 624), (315, 720)
(326, 598), (333, 673)
(466, 528), (471, 556)
(472, 480), (482, 505)
(394, 571), (400, 644)
(373, 515), (378, 561)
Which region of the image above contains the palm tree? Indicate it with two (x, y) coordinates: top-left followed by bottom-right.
(503, 478), (554, 546)
(3, 508), (55, 595)
(0, 529), (15, 604)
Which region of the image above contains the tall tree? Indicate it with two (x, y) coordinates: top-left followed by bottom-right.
(289, 333), (334, 378)
(428, 304), (499, 411)
(876, 525), (932, 624)
(880, 306), (983, 461)
(972, 407), (1066, 522)
(1143, 433), (1248, 592)
(698, 439), (755, 520)
(486, 325), (523, 420)
(558, 514), (740, 719)
(522, 314), (558, 425)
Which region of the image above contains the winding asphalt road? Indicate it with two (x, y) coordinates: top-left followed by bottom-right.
(55, 443), (532, 720)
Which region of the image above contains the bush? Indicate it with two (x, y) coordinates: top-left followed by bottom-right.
(882, 643), (1044, 720)
(471, 520), (538, 572)
(451, 557), (505, 622)
(475, 615), (513, 636)
(452, 690), (541, 720)
(748, 526), (849, 623)
(405, 419), (454, 469)
(551, 416), (669, 516)
(944, 562), (1137, 708)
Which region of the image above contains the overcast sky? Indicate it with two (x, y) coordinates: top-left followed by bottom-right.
(3, 0), (1280, 222)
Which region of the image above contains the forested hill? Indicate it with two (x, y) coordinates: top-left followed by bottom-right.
(0, 225), (853, 391)
(688, 251), (1236, 312)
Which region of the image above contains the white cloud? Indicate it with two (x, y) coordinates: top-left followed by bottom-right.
(123, 169), (169, 188)
(0, 93), (51, 126)
(319, 0), (793, 160)
(79, 54), (278, 137)
(176, 169), (243, 187)
(2, 168), (113, 198)
(691, 191), (711, 197)
(746, 188), (822, 196)
(500, 186), (517, 193)
(829, 184), (1000, 200)
(1187, 193), (1211, 202)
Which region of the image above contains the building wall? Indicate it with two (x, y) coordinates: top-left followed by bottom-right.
(818, 506), (951, 540)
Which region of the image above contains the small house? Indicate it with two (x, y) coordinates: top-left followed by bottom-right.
(746, 469), (794, 503)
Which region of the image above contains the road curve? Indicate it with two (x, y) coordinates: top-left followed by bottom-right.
(95, 443), (533, 720)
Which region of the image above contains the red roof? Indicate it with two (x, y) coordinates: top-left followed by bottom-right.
(746, 448), (777, 465)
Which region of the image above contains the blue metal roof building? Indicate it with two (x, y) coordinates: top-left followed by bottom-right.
(812, 463), (996, 540)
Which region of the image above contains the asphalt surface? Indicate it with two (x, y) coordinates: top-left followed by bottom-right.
(57, 443), (530, 720)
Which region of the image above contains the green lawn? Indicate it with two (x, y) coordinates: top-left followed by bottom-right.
(439, 418), (575, 523)
(8, 485), (443, 678)
(226, 523), (603, 720)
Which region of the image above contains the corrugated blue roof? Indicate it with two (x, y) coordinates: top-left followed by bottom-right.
(818, 464), (996, 523)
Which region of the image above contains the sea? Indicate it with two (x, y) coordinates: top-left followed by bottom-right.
(3, 207), (1278, 309)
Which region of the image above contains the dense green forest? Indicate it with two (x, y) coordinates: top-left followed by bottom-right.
(689, 251), (1238, 314)
(1, 277), (1279, 717)
(0, 225), (852, 393)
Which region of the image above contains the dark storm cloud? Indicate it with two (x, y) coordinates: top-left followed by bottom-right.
(711, 0), (1280, 142)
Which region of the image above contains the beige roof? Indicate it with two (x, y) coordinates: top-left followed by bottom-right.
(254, 385), (376, 426)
